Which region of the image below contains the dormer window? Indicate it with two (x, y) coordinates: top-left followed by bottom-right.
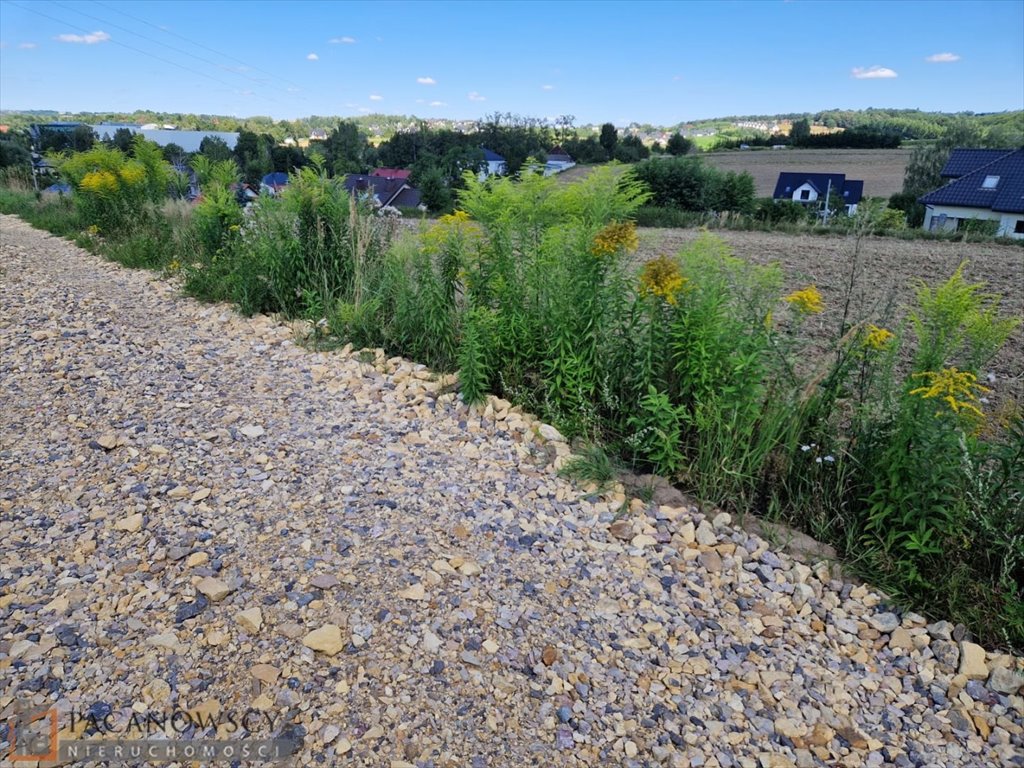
(982, 175), (1000, 189)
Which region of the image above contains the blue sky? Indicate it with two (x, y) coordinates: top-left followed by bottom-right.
(1, 0), (1022, 125)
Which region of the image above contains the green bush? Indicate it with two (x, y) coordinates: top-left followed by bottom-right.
(5, 155), (1022, 650)
(633, 156), (755, 213)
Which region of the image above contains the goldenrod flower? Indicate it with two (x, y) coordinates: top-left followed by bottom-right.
(79, 170), (119, 197)
(118, 163), (146, 187)
(784, 285), (824, 314)
(638, 255), (687, 304)
(422, 209), (482, 253)
(591, 221), (638, 258)
(909, 367), (990, 421)
(440, 210), (471, 226)
(864, 324), (894, 350)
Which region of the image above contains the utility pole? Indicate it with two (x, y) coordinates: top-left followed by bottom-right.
(28, 124), (41, 194)
(822, 178), (832, 225)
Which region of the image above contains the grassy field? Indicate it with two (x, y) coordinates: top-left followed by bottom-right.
(699, 148), (913, 198)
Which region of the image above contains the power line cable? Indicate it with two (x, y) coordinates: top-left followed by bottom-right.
(7, 0), (248, 95)
(51, 0), (281, 93)
(91, 0), (307, 93)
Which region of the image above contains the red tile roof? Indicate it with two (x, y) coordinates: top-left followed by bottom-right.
(371, 168), (411, 180)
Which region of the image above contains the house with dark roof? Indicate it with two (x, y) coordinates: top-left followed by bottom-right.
(919, 148), (1024, 239)
(939, 148), (1015, 180)
(260, 172), (289, 196)
(342, 174), (421, 208)
(544, 146), (576, 176)
(480, 148), (506, 179)
(772, 172), (864, 215)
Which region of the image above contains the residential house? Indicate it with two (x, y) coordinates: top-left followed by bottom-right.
(919, 147), (1024, 239)
(543, 147), (576, 176)
(772, 172), (864, 215)
(342, 174), (422, 208)
(480, 148), (506, 179)
(172, 162), (200, 200)
(938, 148), (1014, 180)
(260, 171), (289, 196)
(42, 182), (72, 196)
(371, 168), (412, 180)
(309, 129), (328, 141)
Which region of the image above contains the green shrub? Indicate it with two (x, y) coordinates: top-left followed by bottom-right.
(633, 156), (755, 213)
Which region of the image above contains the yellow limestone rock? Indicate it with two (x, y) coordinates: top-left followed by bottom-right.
(302, 624), (344, 656)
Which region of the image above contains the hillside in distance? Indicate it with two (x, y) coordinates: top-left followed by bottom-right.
(1, 107), (1020, 145)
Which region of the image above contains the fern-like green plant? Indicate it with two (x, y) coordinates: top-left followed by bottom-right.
(458, 306), (493, 405)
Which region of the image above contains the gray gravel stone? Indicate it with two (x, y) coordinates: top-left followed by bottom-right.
(0, 215), (1020, 768)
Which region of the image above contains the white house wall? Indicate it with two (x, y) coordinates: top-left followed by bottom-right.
(791, 183), (818, 203)
(998, 212), (1024, 239)
(929, 202), (999, 230)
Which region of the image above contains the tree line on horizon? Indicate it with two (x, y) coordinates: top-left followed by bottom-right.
(2, 106), (1020, 145)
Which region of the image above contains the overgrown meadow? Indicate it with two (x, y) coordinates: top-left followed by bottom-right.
(2, 138), (1022, 651)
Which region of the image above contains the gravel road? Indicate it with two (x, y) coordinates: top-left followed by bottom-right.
(1, 214), (1022, 768)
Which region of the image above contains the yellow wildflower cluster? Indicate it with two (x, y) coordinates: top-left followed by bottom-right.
(79, 170), (119, 197)
(864, 324), (894, 350)
(638, 256), (687, 304)
(423, 209), (482, 253)
(440, 210), (471, 226)
(591, 221), (638, 258)
(784, 285), (824, 315)
(909, 367), (990, 421)
(118, 163), (146, 187)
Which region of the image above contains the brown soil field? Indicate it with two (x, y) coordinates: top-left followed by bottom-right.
(699, 148), (913, 199)
(636, 228), (1024, 407)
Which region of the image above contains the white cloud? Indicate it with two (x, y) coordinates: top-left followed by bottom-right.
(306, 52), (319, 61)
(926, 52), (960, 63)
(851, 65), (898, 79)
(541, 84), (555, 91)
(18, 42), (37, 49)
(55, 30), (110, 44)
(369, 94), (383, 101)
(429, 100), (447, 107)
(357, 107), (371, 113)
(468, 91), (486, 102)
(329, 36), (356, 44)
(417, 77), (436, 85)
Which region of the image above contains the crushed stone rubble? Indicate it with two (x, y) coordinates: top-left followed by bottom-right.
(1, 214), (1022, 767)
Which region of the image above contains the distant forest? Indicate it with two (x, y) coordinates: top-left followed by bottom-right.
(2, 107), (1021, 146)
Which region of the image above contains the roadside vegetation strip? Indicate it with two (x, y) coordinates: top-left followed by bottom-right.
(0, 145), (1022, 651)
(3, 214), (1023, 767)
